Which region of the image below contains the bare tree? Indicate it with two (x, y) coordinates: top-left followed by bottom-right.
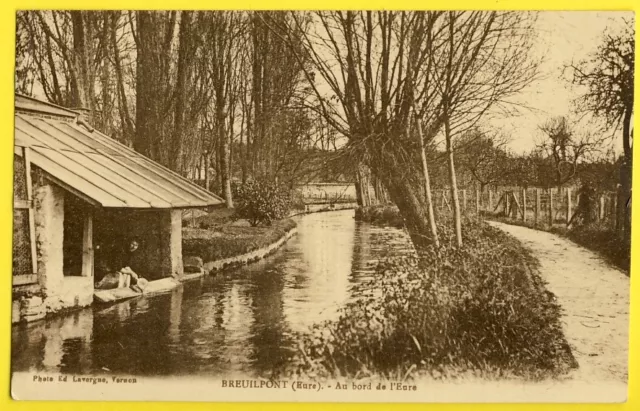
(133, 11), (213, 173)
(272, 11), (539, 250)
(413, 107), (440, 248)
(455, 128), (512, 192)
(132, 11), (176, 163)
(568, 17), (634, 237)
(109, 11), (135, 144)
(201, 11), (245, 206)
(537, 116), (607, 189)
(18, 12), (106, 114)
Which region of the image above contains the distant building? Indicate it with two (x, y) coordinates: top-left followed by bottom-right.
(12, 94), (224, 323)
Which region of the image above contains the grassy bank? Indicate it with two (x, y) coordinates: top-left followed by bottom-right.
(487, 215), (630, 274)
(283, 215), (576, 381)
(182, 218), (297, 263)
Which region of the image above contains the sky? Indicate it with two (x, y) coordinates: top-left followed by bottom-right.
(496, 11), (634, 155)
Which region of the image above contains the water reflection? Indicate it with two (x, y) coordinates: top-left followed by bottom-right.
(11, 210), (414, 377)
(12, 309), (93, 374)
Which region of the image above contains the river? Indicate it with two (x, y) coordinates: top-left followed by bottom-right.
(11, 210), (414, 378)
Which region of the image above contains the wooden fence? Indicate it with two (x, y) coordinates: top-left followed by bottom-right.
(433, 186), (620, 228)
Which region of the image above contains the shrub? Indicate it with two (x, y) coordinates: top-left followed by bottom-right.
(282, 217), (576, 381)
(290, 189), (306, 212)
(232, 180), (292, 226)
(355, 205), (404, 228)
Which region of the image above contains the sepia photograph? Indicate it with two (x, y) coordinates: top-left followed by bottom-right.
(9, 9), (633, 402)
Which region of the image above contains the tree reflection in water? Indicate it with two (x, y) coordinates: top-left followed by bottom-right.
(11, 210), (413, 378)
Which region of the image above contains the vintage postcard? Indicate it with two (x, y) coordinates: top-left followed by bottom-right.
(9, 9), (632, 403)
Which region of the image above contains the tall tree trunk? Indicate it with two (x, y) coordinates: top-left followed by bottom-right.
(375, 158), (436, 251)
(240, 95), (247, 184)
(621, 107), (632, 240)
(134, 11), (176, 164)
(414, 110), (440, 248)
(204, 150), (210, 191)
(70, 11), (91, 111)
(444, 12), (463, 248)
(110, 12), (134, 144)
(355, 175), (364, 207)
(220, 118), (233, 208)
(171, 11), (193, 172)
(445, 113), (463, 248)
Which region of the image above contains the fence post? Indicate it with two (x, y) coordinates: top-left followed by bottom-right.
(566, 187), (572, 224)
(462, 189), (467, 213)
(599, 195), (605, 221)
(613, 185), (620, 231)
(475, 187), (480, 216)
(488, 189), (493, 212)
(534, 188), (540, 225)
(548, 189), (554, 226)
(521, 188), (527, 222)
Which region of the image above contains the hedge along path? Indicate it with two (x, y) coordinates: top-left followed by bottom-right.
(488, 221), (629, 384)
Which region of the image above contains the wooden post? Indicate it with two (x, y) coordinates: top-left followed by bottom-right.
(82, 213), (94, 278)
(488, 189), (493, 212)
(566, 188), (572, 224)
(475, 187), (480, 216)
(442, 191), (452, 212)
(23, 147), (37, 274)
(521, 188), (527, 221)
(548, 189), (554, 226)
(534, 188), (540, 226)
(613, 185), (620, 231)
(462, 189), (467, 213)
(599, 195), (605, 221)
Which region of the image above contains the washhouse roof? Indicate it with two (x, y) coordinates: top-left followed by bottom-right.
(15, 94), (78, 119)
(14, 94), (225, 209)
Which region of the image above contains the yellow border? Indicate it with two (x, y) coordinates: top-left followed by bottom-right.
(0, 1), (637, 410)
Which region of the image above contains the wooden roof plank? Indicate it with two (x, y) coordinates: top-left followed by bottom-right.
(14, 97), (224, 209)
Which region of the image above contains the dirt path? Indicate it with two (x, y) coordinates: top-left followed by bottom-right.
(488, 221), (630, 384)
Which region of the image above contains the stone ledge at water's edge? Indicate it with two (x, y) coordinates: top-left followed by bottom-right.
(202, 226), (298, 272)
(93, 278), (182, 304)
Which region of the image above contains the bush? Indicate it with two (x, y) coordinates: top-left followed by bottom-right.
(290, 189), (306, 212)
(355, 205), (404, 228)
(282, 217), (576, 381)
(232, 180), (292, 226)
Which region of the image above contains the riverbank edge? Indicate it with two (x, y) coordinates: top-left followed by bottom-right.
(201, 225), (298, 273)
(197, 206), (361, 273)
(286, 216), (577, 381)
